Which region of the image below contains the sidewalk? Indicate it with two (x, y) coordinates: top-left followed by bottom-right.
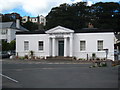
(2, 58), (93, 64)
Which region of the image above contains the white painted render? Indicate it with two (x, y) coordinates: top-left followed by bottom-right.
(16, 26), (115, 60)
(16, 34), (50, 57)
(73, 33), (114, 60)
(0, 28), (16, 43)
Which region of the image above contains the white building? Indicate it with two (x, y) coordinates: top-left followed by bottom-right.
(22, 15), (46, 26)
(0, 19), (28, 43)
(16, 26), (115, 60)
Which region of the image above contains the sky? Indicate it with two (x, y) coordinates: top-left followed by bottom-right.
(0, 0), (119, 17)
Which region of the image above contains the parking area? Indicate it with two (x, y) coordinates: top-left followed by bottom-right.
(1, 59), (120, 88)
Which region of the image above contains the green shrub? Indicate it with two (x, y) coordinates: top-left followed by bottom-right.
(102, 63), (107, 67)
(19, 56), (25, 60)
(24, 55), (28, 59)
(92, 53), (96, 59)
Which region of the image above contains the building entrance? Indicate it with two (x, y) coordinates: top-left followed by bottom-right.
(58, 41), (64, 56)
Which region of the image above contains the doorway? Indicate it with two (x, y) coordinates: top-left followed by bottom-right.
(58, 41), (64, 56)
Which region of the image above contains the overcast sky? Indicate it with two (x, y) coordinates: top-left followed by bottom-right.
(0, 0), (119, 17)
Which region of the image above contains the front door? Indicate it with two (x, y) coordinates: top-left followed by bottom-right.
(58, 41), (64, 56)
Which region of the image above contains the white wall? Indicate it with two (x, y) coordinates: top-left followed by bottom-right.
(16, 32), (115, 60)
(16, 34), (49, 57)
(0, 28), (16, 43)
(7, 29), (16, 43)
(73, 33), (114, 60)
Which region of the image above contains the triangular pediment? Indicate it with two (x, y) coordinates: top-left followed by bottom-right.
(45, 26), (74, 34)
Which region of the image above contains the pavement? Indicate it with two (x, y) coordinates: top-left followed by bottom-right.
(1, 59), (120, 88)
(2, 58), (93, 64)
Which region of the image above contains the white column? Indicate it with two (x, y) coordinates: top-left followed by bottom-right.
(70, 35), (73, 57)
(49, 38), (51, 57)
(64, 37), (67, 57)
(52, 37), (55, 57)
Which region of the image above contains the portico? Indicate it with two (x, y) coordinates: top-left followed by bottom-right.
(46, 26), (74, 57)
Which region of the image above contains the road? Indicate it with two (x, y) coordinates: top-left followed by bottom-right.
(1, 59), (119, 88)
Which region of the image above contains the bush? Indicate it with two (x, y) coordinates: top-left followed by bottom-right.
(9, 40), (16, 51)
(96, 57), (100, 60)
(92, 53), (96, 59)
(102, 63), (107, 67)
(19, 56), (25, 60)
(79, 58), (84, 60)
(29, 50), (34, 56)
(24, 55), (28, 59)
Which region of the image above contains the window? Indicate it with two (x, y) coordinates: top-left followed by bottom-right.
(80, 41), (86, 51)
(38, 41), (43, 51)
(41, 18), (44, 22)
(97, 40), (103, 51)
(1, 30), (7, 35)
(22, 19), (26, 21)
(24, 41), (29, 51)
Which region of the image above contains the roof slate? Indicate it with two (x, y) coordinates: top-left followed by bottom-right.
(16, 26), (119, 35)
(0, 22), (28, 31)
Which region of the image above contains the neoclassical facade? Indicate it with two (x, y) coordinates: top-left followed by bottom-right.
(16, 26), (115, 60)
(45, 26), (74, 57)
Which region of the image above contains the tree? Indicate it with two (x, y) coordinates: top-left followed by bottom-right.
(9, 40), (16, 51)
(22, 21), (39, 31)
(2, 40), (9, 51)
(45, 2), (120, 31)
(2, 13), (22, 22)
(90, 2), (120, 30)
(45, 2), (89, 30)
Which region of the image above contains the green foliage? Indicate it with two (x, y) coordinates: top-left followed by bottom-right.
(19, 56), (25, 60)
(45, 2), (120, 30)
(22, 21), (39, 31)
(24, 55), (28, 59)
(92, 53), (96, 59)
(2, 13), (22, 22)
(2, 40), (16, 51)
(29, 50), (34, 56)
(102, 63), (107, 67)
(9, 40), (16, 50)
(2, 40), (9, 51)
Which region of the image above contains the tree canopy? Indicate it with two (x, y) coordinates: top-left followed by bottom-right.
(22, 21), (39, 31)
(45, 2), (120, 31)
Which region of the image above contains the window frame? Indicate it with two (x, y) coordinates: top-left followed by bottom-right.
(1, 29), (7, 35)
(97, 40), (103, 51)
(80, 40), (86, 51)
(24, 41), (29, 51)
(38, 41), (44, 51)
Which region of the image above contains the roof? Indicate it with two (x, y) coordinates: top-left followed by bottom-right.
(45, 26), (74, 34)
(74, 28), (115, 33)
(16, 30), (45, 35)
(0, 22), (28, 31)
(16, 26), (118, 35)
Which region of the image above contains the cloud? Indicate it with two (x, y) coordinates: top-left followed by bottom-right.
(0, 0), (119, 16)
(1, 0), (74, 16)
(87, 1), (93, 6)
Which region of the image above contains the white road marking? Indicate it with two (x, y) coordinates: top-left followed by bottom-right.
(0, 73), (18, 83)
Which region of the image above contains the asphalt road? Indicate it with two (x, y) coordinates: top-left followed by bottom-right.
(1, 59), (119, 88)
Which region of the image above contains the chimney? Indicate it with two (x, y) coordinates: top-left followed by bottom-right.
(16, 19), (20, 28)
